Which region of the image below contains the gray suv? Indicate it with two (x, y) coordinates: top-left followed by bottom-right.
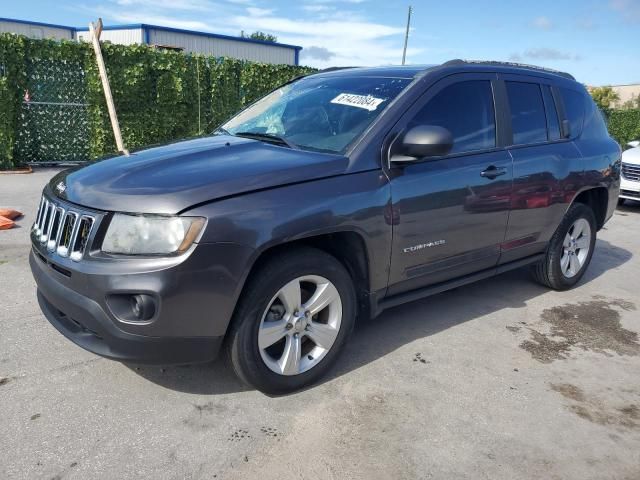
(30, 61), (621, 393)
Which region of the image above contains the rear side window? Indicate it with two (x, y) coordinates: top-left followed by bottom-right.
(559, 88), (585, 138)
(410, 80), (496, 154)
(541, 86), (561, 141)
(506, 82), (547, 145)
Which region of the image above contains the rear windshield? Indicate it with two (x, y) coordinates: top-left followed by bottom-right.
(221, 75), (412, 154)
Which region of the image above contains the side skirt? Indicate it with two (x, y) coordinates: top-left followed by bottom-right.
(372, 253), (545, 317)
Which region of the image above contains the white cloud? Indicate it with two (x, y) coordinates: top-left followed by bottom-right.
(229, 14), (403, 40)
(89, 0), (418, 67)
(110, 12), (212, 30)
(510, 48), (581, 62)
(114, 0), (214, 11)
(531, 16), (553, 30)
(610, 0), (640, 23)
(246, 7), (273, 17)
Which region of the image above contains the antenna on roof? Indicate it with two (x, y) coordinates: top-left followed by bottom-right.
(401, 6), (413, 65)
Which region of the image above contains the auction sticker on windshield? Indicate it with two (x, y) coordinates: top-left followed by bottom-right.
(331, 93), (385, 111)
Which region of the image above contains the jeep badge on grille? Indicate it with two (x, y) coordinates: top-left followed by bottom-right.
(56, 182), (66, 194)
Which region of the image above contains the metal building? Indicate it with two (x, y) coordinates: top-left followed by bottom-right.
(1, 17), (302, 66)
(0, 17), (74, 40)
(75, 24), (302, 65)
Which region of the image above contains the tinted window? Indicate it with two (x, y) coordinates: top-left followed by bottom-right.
(560, 88), (586, 138)
(581, 95), (610, 139)
(542, 86), (561, 140)
(410, 81), (496, 154)
(506, 82), (547, 145)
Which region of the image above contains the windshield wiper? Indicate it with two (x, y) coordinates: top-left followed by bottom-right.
(213, 126), (232, 136)
(234, 131), (298, 149)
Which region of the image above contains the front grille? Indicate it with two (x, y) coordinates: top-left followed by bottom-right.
(622, 163), (640, 182)
(32, 194), (96, 262)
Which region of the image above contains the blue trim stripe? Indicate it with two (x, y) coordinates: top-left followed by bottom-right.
(0, 17), (76, 34)
(75, 22), (303, 51)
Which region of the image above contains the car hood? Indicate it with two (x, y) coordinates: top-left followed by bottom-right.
(622, 146), (640, 165)
(49, 135), (349, 214)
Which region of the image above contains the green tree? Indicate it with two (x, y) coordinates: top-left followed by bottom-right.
(589, 86), (620, 110)
(242, 31), (278, 43)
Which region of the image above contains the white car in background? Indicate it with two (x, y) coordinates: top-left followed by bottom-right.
(619, 140), (640, 205)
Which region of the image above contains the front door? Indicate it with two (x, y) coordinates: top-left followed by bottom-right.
(387, 75), (513, 296)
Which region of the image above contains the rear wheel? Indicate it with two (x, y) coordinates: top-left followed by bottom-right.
(532, 203), (596, 290)
(617, 198), (626, 207)
(227, 247), (356, 394)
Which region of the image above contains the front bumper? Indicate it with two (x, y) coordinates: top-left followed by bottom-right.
(30, 240), (255, 365)
(620, 176), (640, 201)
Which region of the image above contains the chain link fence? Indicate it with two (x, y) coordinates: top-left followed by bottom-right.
(15, 57), (90, 165)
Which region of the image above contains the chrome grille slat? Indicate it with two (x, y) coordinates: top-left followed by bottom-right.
(32, 194), (96, 262)
(57, 211), (79, 258)
(33, 197), (46, 235)
(39, 201), (54, 243)
(622, 163), (640, 182)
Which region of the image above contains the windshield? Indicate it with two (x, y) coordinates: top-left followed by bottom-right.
(220, 75), (412, 154)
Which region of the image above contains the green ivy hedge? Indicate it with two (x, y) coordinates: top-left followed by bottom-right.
(0, 33), (315, 168)
(605, 109), (640, 146)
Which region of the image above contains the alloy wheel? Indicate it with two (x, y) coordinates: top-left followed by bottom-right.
(560, 218), (591, 278)
(258, 275), (342, 376)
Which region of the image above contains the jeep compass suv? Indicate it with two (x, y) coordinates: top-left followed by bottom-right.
(30, 60), (621, 393)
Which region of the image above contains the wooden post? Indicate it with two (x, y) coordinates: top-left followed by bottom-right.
(89, 18), (129, 156)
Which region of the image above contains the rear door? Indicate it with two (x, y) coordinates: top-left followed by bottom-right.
(386, 73), (513, 296)
(499, 75), (584, 264)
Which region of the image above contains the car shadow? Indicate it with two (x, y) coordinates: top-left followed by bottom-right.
(125, 239), (632, 396)
(617, 199), (640, 212)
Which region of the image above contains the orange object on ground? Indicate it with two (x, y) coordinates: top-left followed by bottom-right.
(0, 216), (15, 230)
(0, 208), (23, 220)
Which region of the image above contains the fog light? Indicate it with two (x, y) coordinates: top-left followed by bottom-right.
(106, 293), (157, 324)
(130, 294), (155, 321)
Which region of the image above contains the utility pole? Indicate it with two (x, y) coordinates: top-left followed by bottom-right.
(401, 5), (413, 65)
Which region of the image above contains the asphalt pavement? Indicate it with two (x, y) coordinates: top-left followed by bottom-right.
(1, 169), (639, 479)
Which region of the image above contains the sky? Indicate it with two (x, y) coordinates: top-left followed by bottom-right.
(2, 0), (639, 85)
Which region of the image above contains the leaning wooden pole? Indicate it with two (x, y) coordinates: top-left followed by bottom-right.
(89, 18), (129, 156)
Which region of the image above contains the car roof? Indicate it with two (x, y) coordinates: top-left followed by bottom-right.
(309, 60), (577, 83)
(310, 65), (437, 80)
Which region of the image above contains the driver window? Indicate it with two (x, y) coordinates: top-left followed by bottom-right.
(409, 80), (496, 154)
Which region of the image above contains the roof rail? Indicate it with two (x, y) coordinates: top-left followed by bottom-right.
(316, 66), (358, 74)
(442, 59), (576, 81)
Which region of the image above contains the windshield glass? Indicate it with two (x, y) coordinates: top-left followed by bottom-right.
(220, 75), (412, 154)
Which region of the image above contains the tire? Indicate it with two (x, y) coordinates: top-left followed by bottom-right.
(617, 198), (626, 207)
(531, 202), (597, 291)
(226, 247), (356, 394)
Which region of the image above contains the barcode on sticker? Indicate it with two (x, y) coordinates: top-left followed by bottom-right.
(330, 93), (385, 111)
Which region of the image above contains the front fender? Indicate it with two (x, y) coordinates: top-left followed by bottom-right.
(186, 170), (392, 293)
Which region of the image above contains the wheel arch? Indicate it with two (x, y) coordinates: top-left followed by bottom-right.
(230, 230), (374, 332)
(571, 186), (609, 230)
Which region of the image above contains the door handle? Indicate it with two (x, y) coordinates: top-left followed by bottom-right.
(480, 165), (507, 179)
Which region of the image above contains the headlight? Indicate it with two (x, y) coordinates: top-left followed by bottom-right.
(102, 214), (206, 255)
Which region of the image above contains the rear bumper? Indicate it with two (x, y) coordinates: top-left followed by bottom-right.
(31, 251), (223, 364)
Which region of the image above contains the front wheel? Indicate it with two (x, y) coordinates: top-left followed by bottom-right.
(532, 203), (597, 290)
(227, 247), (356, 394)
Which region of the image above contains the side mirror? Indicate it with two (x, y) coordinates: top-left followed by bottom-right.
(628, 140), (640, 148)
(391, 125), (454, 163)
